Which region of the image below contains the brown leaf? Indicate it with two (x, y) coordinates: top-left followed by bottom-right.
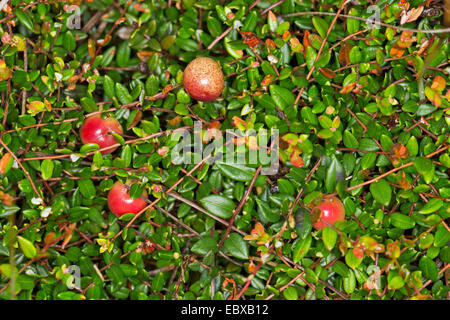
(338, 43), (352, 66)
(127, 110), (143, 130)
(319, 67), (336, 79)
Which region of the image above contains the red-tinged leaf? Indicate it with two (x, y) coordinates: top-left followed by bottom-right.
(400, 6), (424, 25)
(425, 87), (441, 107)
(247, 260), (256, 273)
(261, 74), (275, 86)
(246, 136), (259, 150)
(289, 37), (303, 53)
(0, 192), (14, 206)
(0, 153), (12, 175)
(157, 146), (169, 157)
(340, 82), (356, 94)
(0, 59), (12, 81)
(137, 51), (154, 62)
(353, 247), (365, 259)
(232, 116), (247, 130)
(44, 232), (57, 245)
(391, 143), (409, 160)
(369, 64), (383, 75)
(396, 31), (415, 49)
(88, 39), (96, 57)
(240, 30), (262, 48)
(127, 110), (143, 130)
(390, 44), (405, 58)
(399, 0), (410, 10)
(308, 33), (324, 49)
(417, 37), (432, 55)
(319, 67), (336, 79)
(132, 3), (150, 12)
(205, 121), (221, 141)
(268, 11), (277, 23)
(431, 76), (446, 92)
(114, 17), (127, 26)
(233, 136), (246, 146)
(167, 115), (181, 126)
(290, 151), (304, 168)
(97, 34), (111, 47)
(303, 30), (311, 56)
(265, 38), (276, 50)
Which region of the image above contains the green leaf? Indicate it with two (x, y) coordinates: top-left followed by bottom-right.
(18, 236), (37, 259)
(347, 8), (360, 34)
(388, 275), (405, 290)
(322, 227), (337, 251)
(191, 236), (218, 255)
(434, 227), (450, 248)
(283, 287), (298, 300)
(104, 75), (115, 99)
(199, 195), (235, 219)
(416, 104), (436, 116)
(312, 17), (329, 38)
(80, 97), (98, 112)
(40, 159), (54, 181)
(343, 131), (359, 149)
(390, 213), (415, 229)
(419, 198), (443, 214)
(305, 46), (317, 70)
(116, 41), (131, 68)
(215, 162), (255, 182)
(256, 198), (280, 223)
(267, 11), (278, 33)
(151, 272), (165, 292)
(207, 16), (222, 37)
(269, 85), (295, 110)
(0, 264), (19, 278)
(360, 152), (377, 170)
(77, 179), (96, 199)
(345, 249), (363, 269)
(16, 11), (34, 31)
(414, 157), (435, 184)
(80, 143), (100, 153)
(343, 269), (356, 294)
(105, 264), (125, 285)
(325, 157), (338, 193)
(359, 138), (379, 151)
(419, 256), (438, 281)
(242, 10), (258, 32)
(292, 234), (312, 263)
(115, 83), (133, 105)
(277, 179), (294, 196)
(63, 31), (76, 51)
(224, 233), (249, 259)
(129, 183), (143, 199)
(369, 179), (392, 207)
(332, 260), (350, 277)
(406, 136), (418, 157)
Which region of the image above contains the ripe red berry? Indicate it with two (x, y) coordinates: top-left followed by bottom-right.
(312, 196), (346, 230)
(107, 181), (148, 217)
(183, 57), (224, 102)
(80, 115), (123, 154)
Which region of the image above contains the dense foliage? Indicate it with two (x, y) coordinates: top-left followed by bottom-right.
(0, 0), (449, 300)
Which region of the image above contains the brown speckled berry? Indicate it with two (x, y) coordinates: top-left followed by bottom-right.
(183, 57), (224, 102)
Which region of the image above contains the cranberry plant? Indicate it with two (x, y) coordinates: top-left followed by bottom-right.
(0, 0), (449, 300)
